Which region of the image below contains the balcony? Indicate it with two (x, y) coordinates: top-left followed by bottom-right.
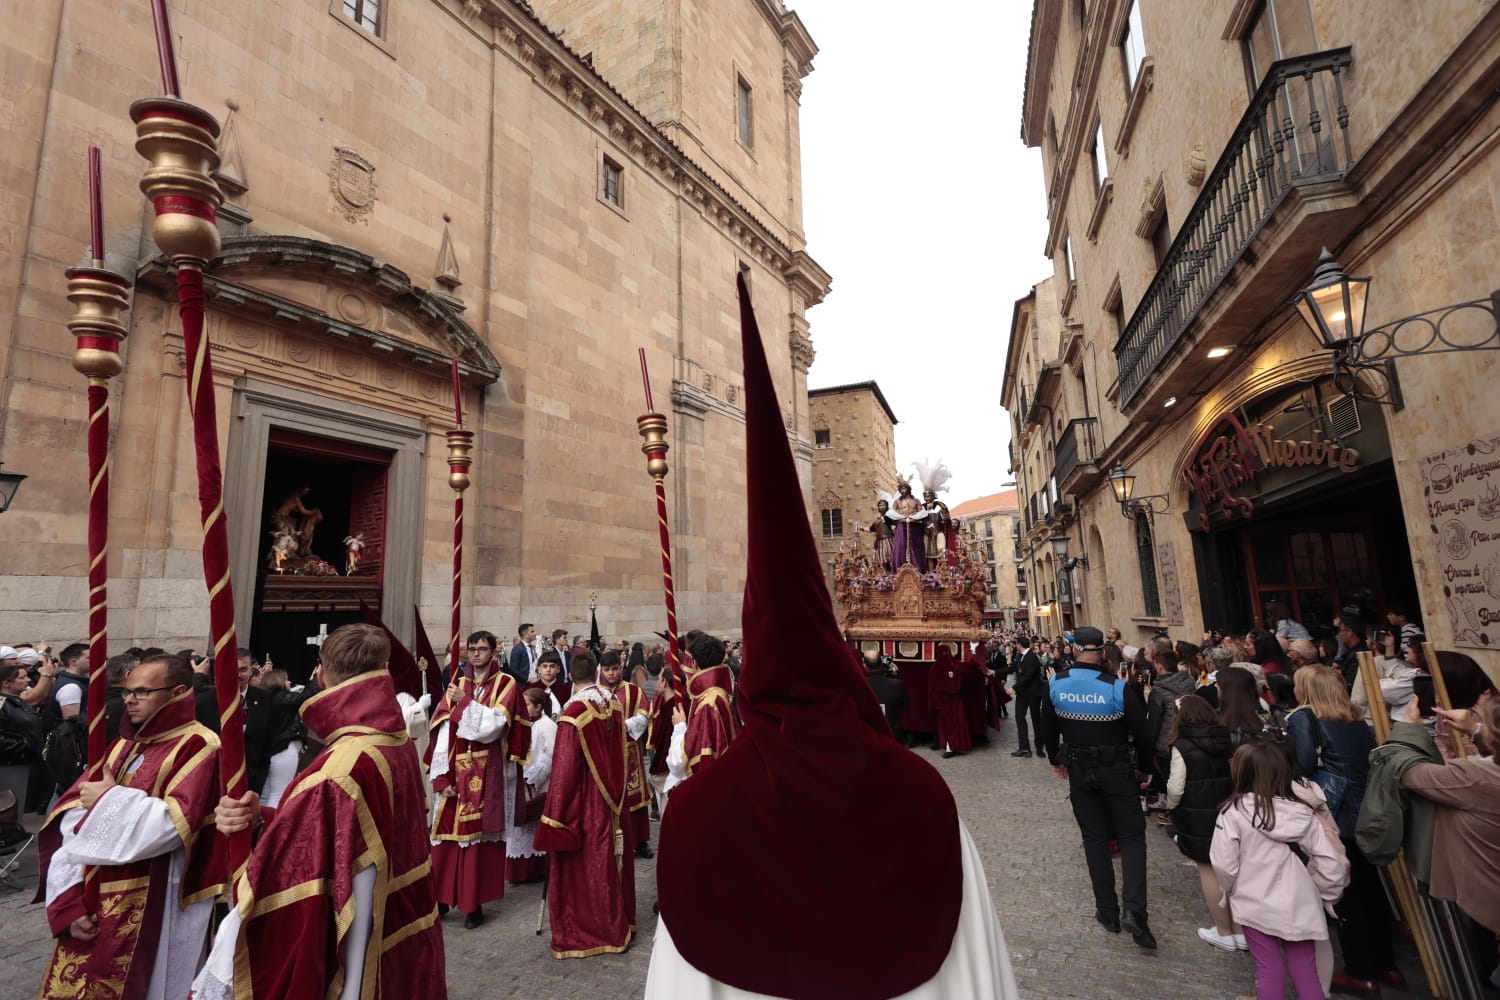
(1053, 417), (1100, 496)
(1114, 49), (1355, 408)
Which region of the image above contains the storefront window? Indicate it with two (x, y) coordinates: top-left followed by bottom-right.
(1135, 512), (1162, 618)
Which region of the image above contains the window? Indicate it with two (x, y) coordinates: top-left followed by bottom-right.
(343, 0), (381, 34)
(736, 75), (754, 148)
(1090, 119), (1109, 190)
(601, 157), (623, 207)
(814, 429), (831, 449)
(1134, 511), (1162, 617)
(1063, 234), (1076, 283)
(1048, 113), (1060, 155)
(1242, 0), (1317, 92)
(1121, 0), (1147, 91)
(1108, 296), (1125, 340)
(821, 508), (843, 538)
(1149, 210), (1171, 269)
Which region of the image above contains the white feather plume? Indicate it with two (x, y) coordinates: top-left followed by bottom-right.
(912, 458), (953, 494)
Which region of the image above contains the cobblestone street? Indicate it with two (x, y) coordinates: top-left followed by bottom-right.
(3, 731), (1425, 999)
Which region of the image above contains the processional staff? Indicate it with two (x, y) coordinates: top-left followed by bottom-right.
(65, 145), (132, 913)
(636, 350), (682, 679)
(131, 0), (250, 891)
(448, 359), (474, 681)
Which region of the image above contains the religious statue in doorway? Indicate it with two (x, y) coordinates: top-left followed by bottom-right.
(266, 486), (338, 576)
(344, 533), (366, 575)
(269, 486), (323, 558)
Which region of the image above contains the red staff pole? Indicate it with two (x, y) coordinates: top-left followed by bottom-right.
(447, 429), (474, 680)
(636, 351), (682, 678)
(130, 93), (249, 892)
(65, 193), (133, 912)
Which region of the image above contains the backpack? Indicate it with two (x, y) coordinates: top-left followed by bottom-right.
(42, 716), (88, 790)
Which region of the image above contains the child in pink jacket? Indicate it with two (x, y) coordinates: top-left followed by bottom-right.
(1211, 741), (1349, 1000)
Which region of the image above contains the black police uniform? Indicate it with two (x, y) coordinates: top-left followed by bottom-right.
(1040, 657), (1154, 933)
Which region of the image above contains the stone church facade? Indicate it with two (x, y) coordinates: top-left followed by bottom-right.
(0, 0), (830, 669)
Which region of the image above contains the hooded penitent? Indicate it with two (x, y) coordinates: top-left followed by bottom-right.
(655, 276), (962, 999)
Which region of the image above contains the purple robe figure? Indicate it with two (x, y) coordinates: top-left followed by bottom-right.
(886, 483), (928, 570)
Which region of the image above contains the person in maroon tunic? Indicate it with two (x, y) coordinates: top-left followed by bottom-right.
(929, 645), (974, 758)
(535, 651), (635, 958)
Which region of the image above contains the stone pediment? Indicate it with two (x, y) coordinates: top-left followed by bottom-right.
(137, 235), (500, 384)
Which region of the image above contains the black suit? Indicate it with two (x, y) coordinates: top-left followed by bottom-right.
(866, 670), (909, 744)
(195, 682), (274, 794)
(1012, 650), (1045, 752)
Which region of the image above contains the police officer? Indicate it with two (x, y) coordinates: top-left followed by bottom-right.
(1040, 625), (1156, 948)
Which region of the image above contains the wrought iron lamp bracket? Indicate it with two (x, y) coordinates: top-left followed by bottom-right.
(1338, 291), (1500, 408)
(1118, 495), (1170, 521)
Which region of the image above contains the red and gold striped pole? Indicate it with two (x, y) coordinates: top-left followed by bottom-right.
(65, 148), (132, 911)
(637, 350), (682, 678)
(129, 89), (248, 892)
(446, 428), (474, 679)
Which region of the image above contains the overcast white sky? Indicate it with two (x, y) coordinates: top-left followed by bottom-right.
(795, 1), (1053, 505)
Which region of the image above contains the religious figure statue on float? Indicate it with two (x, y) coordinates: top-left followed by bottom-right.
(885, 480), (928, 570)
(864, 498), (895, 571)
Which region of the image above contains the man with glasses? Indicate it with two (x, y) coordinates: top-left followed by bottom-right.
(36, 654), (224, 1000)
(429, 629), (526, 928)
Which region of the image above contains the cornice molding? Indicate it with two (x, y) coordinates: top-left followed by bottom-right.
(136, 234), (501, 383)
(459, 0), (808, 277)
(784, 249), (833, 307)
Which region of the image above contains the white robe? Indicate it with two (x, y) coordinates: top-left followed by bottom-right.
(644, 822), (1018, 999)
(46, 775), (214, 1000)
(508, 714), (557, 862)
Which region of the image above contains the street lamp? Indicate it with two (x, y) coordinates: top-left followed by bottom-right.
(1293, 248), (1500, 408)
(1294, 248), (1370, 350)
(0, 464), (26, 513)
(1107, 462), (1169, 520)
(1048, 531), (1070, 561)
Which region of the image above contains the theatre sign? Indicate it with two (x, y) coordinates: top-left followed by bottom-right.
(1182, 381), (1381, 533)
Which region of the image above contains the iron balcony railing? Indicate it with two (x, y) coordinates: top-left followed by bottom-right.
(1053, 417), (1099, 491)
(1114, 48), (1353, 406)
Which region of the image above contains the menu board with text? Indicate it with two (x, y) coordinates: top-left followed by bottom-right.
(1421, 431), (1500, 648)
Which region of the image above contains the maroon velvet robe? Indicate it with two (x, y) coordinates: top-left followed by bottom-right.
(928, 648), (973, 753)
(219, 671), (445, 998)
(37, 691), (223, 1000)
(683, 665), (738, 776)
(429, 666), (524, 911)
(646, 683), (678, 777)
(609, 681), (652, 845)
(534, 687), (634, 958)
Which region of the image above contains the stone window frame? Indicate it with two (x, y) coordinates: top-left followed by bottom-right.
(329, 0), (396, 58)
(820, 508), (844, 539)
(598, 151), (627, 218)
(735, 68), (755, 152)
(814, 428), (831, 449)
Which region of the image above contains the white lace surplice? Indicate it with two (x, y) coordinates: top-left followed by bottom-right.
(429, 696), (509, 848)
(508, 714), (557, 861)
(47, 778), (214, 1000)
